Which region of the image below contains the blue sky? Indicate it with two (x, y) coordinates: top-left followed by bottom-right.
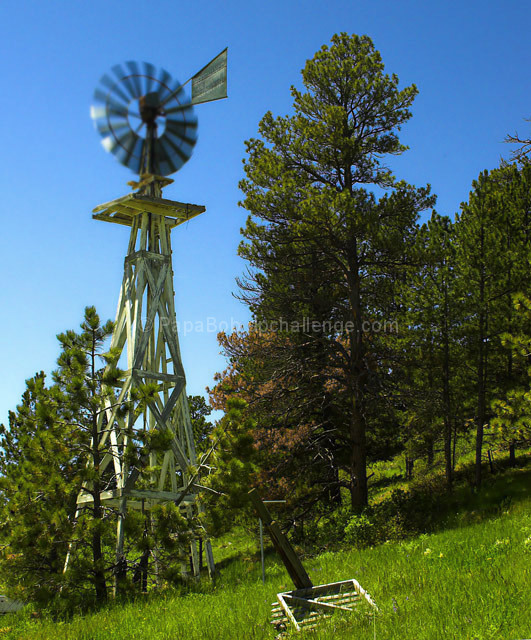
(1, 0), (530, 424)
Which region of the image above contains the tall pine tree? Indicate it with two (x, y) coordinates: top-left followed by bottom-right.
(236, 33), (434, 509)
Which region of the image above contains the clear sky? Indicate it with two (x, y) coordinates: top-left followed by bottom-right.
(1, 0), (530, 425)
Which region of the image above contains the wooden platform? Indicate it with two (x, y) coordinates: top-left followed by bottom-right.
(93, 193), (205, 228)
(270, 578), (377, 633)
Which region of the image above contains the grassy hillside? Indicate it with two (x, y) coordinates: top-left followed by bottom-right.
(2, 457), (530, 640)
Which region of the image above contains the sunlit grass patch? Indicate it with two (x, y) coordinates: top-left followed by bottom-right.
(4, 455), (530, 639)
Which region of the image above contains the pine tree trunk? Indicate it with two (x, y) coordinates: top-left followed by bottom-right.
(405, 456), (414, 480)
(443, 284), (453, 490)
(346, 237), (368, 511)
(507, 317), (516, 468)
(349, 396), (368, 510)
(327, 463), (342, 505)
(452, 421), (458, 472)
(475, 229), (486, 489)
(475, 308), (486, 489)
(487, 449), (495, 474)
(426, 441), (434, 468)
(444, 418), (452, 490)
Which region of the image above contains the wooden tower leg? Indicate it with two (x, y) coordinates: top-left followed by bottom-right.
(204, 538), (215, 578)
(114, 497), (127, 596)
(187, 505), (200, 578)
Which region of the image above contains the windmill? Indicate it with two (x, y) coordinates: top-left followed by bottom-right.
(68, 51), (227, 589)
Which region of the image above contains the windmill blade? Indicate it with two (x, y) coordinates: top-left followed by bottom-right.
(101, 129), (130, 153)
(114, 133), (143, 174)
(159, 132), (191, 165)
(160, 142), (188, 170)
(164, 124), (198, 142)
(98, 73), (131, 105)
(127, 142), (143, 174)
(154, 137), (177, 169)
(101, 134), (118, 153)
(133, 120), (145, 135)
(95, 118), (130, 137)
(93, 90), (129, 118)
(166, 114), (198, 132)
(116, 132), (142, 168)
(157, 155), (179, 176)
(108, 104), (131, 119)
(160, 80), (187, 108)
(142, 62), (157, 94)
(157, 68), (174, 101)
(111, 63), (138, 101)
(164, 103), (196, 116)
(93, 87), (112, 105)
(90, 105), (108, 121)
(152, 139), (172, 175)
(125, 61), (143, 98)
(165, 119), (198, 145)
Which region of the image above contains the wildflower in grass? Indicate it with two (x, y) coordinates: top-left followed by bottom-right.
(494, 538), (509, 547)
(392, 597), (398, 613)
(439, 552), (444, 558)
(423, 548), (432, 555)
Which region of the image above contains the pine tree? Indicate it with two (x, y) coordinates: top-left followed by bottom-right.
(492, 292), (531, 454)
(52, 306), (121, 603)
(0, 307), (162, 608)
(237, 33), (434, 509)
(397, 213), (465, 487)
(0, 373), (78, 605)
(455, 164), (531, 486)
(188, 395), (214, 455)
(201, 397), (258, 536)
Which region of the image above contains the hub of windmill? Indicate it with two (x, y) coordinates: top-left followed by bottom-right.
(139, 92), (162, 125)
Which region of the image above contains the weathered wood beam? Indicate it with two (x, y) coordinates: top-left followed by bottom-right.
(248, 488), (313, 590)
(77, 488), (196, 505)
(277, 594), (301, 632)
(132, 368), (185, 383)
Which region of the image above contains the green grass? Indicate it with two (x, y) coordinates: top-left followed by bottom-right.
(2, 459), (530, 639)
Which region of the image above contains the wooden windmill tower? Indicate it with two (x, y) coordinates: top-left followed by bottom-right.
(71, 52), (227, 585)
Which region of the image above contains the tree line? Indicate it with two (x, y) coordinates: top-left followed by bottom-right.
(209, 33), (531, 522)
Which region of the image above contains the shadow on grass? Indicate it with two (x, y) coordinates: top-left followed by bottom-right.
(373, 454), (531, 542)
(296, 453), (531, 555)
